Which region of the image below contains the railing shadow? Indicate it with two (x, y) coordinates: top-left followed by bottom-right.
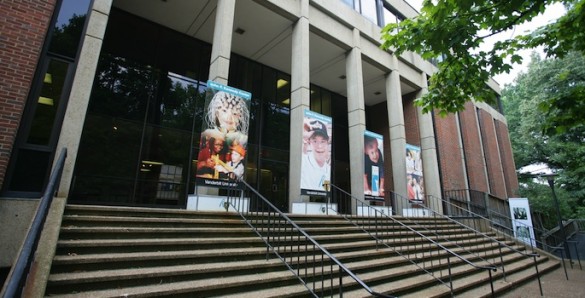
(328, 184), (497, 297)
(225, 180), (394, 297)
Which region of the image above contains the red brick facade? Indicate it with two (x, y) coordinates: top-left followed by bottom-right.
(0, 0), (56, 189)
(458, 102), (489, 193)
(495, 120), (519, 197)
(433, 111), (467, 191)
(478, 109), (507, 199)
(403, 95), (420, 147)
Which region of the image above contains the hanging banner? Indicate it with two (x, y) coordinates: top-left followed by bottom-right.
(406, 144), (424, 204)
(509, 198), (536, 246)
(300, 109), (332, 196)
(364, 130), (384, 201)
(195, 80), (251, 189)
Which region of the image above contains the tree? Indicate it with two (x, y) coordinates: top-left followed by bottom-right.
(380, 0), (585, 130)
(502, 51), (585, 219)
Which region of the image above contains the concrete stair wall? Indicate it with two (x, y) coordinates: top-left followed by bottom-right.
(42, 204), (560, 297)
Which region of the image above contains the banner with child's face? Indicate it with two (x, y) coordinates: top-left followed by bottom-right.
(406, 144), (424, 204)
(364, 131), (384, 201)
(195, 80), (251, 189)
(300, 110), (332, 196)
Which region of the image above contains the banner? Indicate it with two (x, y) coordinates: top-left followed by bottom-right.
(406, 144), (424, 204)
(509, 198), (536, 246)
(364, 130), (384, 201)
(195, 80), (251, 189)
(300, 110), (332, 196)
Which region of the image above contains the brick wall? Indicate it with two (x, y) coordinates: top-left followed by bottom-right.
(495, 120), (519, 198)
(478, 109), (507, 199)
(433, 111), (466, 191)
(458, 102), (489, 193)
(403, 94), (420, 146)
(0, 0), (56, 189)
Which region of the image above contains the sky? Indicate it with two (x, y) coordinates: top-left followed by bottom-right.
(405, 0), (567, 87)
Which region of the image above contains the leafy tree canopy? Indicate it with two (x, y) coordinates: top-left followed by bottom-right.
(502, 51), (585, 219)
(381, 0), (585, 130)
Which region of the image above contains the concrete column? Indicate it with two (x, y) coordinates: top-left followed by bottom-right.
(288, 0), (311, 210)
(416, 73), (443, 214)
(208, 0), (236, 84)
(346, 29), (366, 214)
(385, 57), (408, 214)
(55, 0), (112, 197)
(197, 0), (236, 196)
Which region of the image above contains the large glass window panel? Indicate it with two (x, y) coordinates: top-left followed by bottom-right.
(28, 59), (70, 146)
(361, 0), (379, 24)
(48, 0), (91, 58)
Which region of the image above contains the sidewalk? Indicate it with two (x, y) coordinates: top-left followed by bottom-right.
(501, 263), (585, 298)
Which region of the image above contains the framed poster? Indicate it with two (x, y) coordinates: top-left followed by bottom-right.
(195, 80), (251, 189)
(364, 130), (384, 201)
(406, 144), (424, 204)
(509, 198), (536, 246)
(300, 109), (332, 196)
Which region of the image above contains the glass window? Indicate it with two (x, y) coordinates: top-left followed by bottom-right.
(383, 6), (400, 26)
(48, 0), (91, 58)
(27, 59), (70, 145)
(361, 0), (378, 24)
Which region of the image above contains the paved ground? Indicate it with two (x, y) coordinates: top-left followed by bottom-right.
(501, 263), (585, 298)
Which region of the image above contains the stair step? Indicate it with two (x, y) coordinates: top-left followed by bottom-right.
(43, 204), (560, 297)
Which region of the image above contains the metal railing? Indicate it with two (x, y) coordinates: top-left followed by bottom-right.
(410, 193), (544, 295)
(327, 184), (497, 297)
(225, 180), (393, 297)
(1, 148), (67, 298)
(443, 195), (582, 277)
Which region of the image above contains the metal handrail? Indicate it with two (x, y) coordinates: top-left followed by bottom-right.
(225, 180), (393, 297)
(1, 148), (67, 298)
(328, 184), (497, 297)
(418, 194), (544, 296)
(454, 199), (583, 275)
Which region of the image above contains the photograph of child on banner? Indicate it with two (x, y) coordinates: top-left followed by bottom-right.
(300, 110), (332, 195)
(364, 131), (384, 200)
(195, 81), (250, 184)
(406, 144), (424, 203)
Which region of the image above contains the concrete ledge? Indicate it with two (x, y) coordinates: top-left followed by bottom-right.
(22, 197), (67, 298)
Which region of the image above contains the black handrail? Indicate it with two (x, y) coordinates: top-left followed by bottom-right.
(447, 196), (582, 276)
(225, 180), (394, 297)
(416, 194), (544, 296)
(328, 184), (497, 297)
(1, 148), (67, 298)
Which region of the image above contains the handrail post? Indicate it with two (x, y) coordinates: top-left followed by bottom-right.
(531, 254), (543, 296)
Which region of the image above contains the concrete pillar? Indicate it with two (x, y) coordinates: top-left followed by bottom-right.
(385, 56), (408, 214)
(208, 0), (236, 85)
(55, 0), (112, 197)
(416, 73), (443, 214)
(288, 0), (311, 210)
(346, 29), (366, 214)
(196, 0), (236, 196)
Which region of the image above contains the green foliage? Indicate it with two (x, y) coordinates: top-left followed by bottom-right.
(380, 0), (585, 129)
(503, 52), (585, 220)
(517, 179), (575, 229)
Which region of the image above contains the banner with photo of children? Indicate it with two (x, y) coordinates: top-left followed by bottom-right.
(300, 109), (332, 196)
(509, 198), (536, 246)
(195, 80), (251, 189)
(406, 144), (424, 204)
(364, 130), (384, 201)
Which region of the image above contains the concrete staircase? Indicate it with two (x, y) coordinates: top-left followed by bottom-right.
(42, 204), (560, 297)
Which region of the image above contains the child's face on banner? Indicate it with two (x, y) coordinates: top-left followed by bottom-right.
(365, 142), (380, 163)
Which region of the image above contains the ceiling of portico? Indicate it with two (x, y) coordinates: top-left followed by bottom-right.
(112, 0), (417, 106)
